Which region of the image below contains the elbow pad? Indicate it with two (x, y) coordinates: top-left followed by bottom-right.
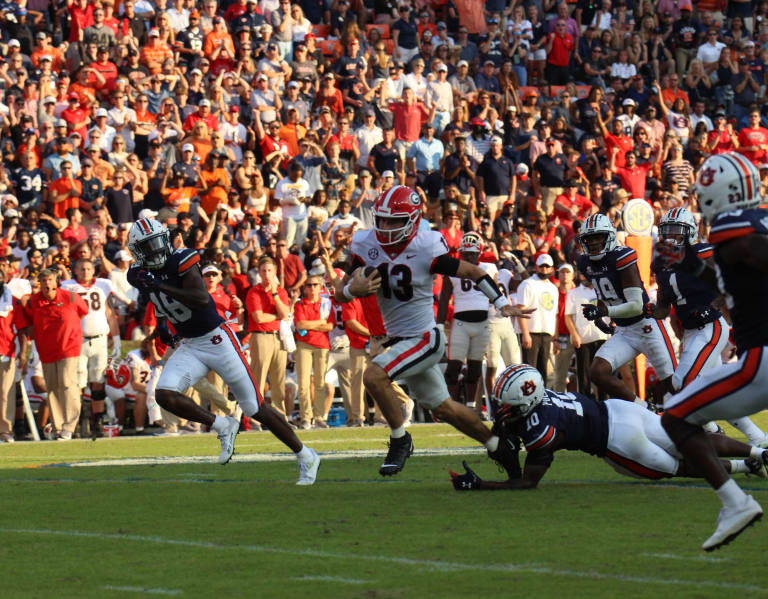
(606, 287), (644, 319)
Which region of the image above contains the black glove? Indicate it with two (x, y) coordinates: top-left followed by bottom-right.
(157, 323), (180, 348)
(582, 303), (603, 321)
(450, 460), (483, 490)
(594, 318), (616, 336)
(128, 268), (159, 293)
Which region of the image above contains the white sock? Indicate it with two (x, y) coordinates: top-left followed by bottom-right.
(715, 478), (747, 509)
(390, 425), (406, 439)
(634, 397), (648, 408)
(750, 446), (765, 459)
(295, 444), (313, 461)
(730, 417), (767, 444)
(484, 435), (499, 453)
(212, 415), (227, 433)
(730, 460), (749, 474)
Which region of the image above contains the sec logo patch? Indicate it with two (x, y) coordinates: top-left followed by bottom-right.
(368, 248), (379, 259)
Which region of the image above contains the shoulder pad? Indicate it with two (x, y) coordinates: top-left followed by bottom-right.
(613, 246), (637, 271)
(709, 210), (762, 244)
(693, 243), (714, 260)
(174, 249), (201, 274)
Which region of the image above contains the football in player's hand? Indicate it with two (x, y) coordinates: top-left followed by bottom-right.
(350, 266), (381, 297)
(363, 266), (378, 278)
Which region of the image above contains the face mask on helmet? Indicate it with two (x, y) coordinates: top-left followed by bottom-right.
(131, 230), (170, 269)
(374, 214), (414, 246)
(580, 232), (609, 257)
(658, 223), (692, 247)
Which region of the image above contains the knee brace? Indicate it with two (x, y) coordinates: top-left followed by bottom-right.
(90, 388), (106, 403)
(465, 361), (483, 385)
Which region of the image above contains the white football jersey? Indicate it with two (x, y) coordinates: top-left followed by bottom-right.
(124, 349), (152, 388)
(450, 262), (497, 315)
(350, 228), (449, 338)
(61, 278), (113, 337)
(489, 268), (514, 323)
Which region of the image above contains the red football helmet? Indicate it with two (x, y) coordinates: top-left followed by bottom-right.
(373, 185), (422, 247)
(459, 231), (483, 254)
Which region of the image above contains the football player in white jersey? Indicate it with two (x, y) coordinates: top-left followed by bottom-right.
(61, 259), (121, 436)
(331, 185), (535, 477)
(105, 338), (153, 432)
(484, 264), (521, 412)
(437, 232), (496, 417)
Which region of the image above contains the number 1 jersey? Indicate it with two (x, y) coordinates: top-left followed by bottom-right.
(350, 228), (449, 338)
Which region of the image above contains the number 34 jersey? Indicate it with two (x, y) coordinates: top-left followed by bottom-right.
(577, 245), (650, 327)
(129, 249), (224, 339)
(350, 228), (449, 338)
(61, 277), (115, 337)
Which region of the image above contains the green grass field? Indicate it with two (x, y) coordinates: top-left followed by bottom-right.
(1, 422), (768, 599)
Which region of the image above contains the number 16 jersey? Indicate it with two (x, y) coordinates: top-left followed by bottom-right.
(350, 228), (449, 338)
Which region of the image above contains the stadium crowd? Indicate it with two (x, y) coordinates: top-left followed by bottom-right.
(0, 0), (764, 440)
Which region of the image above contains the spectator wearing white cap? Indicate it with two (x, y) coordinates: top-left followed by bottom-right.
(516, 253), (559, 379)
(182, 98), (219, 132)
(87, 107), (117, 153)
(426, 62), (454, 135)
(617, 98), (641, 138)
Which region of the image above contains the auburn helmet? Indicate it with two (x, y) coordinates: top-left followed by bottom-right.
(694, 152), (762, 223)
(659, 207), (698, 247)
(492, 364), (545, 421)
(128, 218), (171, 270)
(579, 213), (617, 261)
(372, 185), (422, 247)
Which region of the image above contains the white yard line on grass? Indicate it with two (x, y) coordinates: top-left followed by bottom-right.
(103, 585), (181, 595)
(290, 576), (370, 584)
(4, 528), (765, 593)
(640, 552), (732, 563)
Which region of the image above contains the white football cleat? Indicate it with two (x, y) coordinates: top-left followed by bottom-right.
(296, 448), (320, 485)
(216, 416), (240, 465)
(702, 495), (763, 551)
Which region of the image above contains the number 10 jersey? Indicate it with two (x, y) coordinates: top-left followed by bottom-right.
(350, 228), (449, 338)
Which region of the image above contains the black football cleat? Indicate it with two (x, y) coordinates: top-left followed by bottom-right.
(379, 432), (414, 476)
(488, 436), (522, 479)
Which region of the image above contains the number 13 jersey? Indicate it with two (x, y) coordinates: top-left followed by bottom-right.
(350, 228), (449, 338)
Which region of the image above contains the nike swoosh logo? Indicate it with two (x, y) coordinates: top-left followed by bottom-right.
(406, 254), (416, 258)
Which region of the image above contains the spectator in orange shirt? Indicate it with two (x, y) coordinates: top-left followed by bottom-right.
(48, 161), (83, 220)
(661, 73), (690, 108)
(160, 165), (206, 218)
(140, 29), (174, 72)
(30, 31), (65, 72)
(200, 151), (231, 215)
(203, 16), (236, 73)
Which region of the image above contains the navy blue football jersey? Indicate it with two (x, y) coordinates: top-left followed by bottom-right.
(709, 208), (768, 353)
(515, 390), (609, 457)
(652, 243), (721, 330)
(129, 249), (224, 338)
(577, 246), (650, 327)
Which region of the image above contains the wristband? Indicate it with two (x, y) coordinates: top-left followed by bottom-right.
(493, 295), (511, 310)
(342, 282), (355, 301)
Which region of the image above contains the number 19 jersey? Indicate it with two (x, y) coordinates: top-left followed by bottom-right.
(350, 228), (449, 338)
(577, 245), (650, 327)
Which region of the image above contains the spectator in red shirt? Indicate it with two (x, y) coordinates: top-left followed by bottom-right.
(22, 269), (89, 440)
(60, 208), (88, 246)
(388, 87), (434, 161)
(0, 265), (29, 442)
(270, 237), (307, 293)
(340, 296), (370, 427)
(705, 111), (740, 155)
(737, 108), (768, 165)
(598, 112), (634, 168)
(545, 19), (574, 85)
(67, 0), (95, 43)
(294, 274), (334, 428)
(61, 93), (90, 139)
(183, 99), (220, 132)
(246, 256), (292, 420)
(552, 179), (596, 244)
(610, 149), (653, 200)
(439, 210), (464, 258)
